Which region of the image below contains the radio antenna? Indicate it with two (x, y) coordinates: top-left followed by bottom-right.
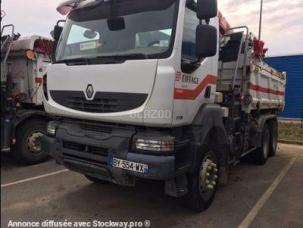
(258, 0), (263, 40)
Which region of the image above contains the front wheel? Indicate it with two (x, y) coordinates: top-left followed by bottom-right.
(186, 150), (219, 212)
(13, 119), (49, 165)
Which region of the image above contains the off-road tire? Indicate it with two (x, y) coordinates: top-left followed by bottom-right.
(269, 121), (278, 157)
(255, 124), (270, 165)
(13, 119), (49, 165)
(186, 150), (219, 212)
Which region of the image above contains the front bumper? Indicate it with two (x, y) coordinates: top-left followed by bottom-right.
(42, 121), (180, 185)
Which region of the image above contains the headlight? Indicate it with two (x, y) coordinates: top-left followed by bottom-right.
(47, 121), (59, 136)
(134, 137), (174, 152)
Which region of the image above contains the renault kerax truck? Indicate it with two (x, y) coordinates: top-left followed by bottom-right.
(1, 22), (53, 164)
(42, 0), (286, 211)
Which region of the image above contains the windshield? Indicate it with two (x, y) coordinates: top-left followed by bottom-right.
(56, 0), (178, 62)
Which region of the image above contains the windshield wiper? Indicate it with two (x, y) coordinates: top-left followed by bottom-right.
(120, 53), (149, 59)
(57, 53), (149, 65)
(96, 53), (149, 60)
(56, 57), (91, 65)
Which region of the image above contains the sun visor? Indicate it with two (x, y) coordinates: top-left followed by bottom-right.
(69, 0), (176, 22)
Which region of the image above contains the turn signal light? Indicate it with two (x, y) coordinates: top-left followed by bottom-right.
(134, 138), (174, 152)
(26, 50), (36, 60)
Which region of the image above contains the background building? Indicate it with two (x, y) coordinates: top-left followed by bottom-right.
(266, 54), (303, 121)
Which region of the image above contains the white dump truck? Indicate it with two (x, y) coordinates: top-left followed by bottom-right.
(42, 0), (286, 211)
(1, 24), (53, 164)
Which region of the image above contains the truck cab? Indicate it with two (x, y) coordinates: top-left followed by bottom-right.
(42, 0), (286, 211)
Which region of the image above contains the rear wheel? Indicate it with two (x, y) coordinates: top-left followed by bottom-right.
(255, 124), (270, 165)
(85, 175), (109, 184)
(13, 119), (49, 165)
(269, 121), (278, 157)
(186, 150), (219, 212)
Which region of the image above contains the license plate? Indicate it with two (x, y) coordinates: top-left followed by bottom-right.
(111, 158), (148, 174)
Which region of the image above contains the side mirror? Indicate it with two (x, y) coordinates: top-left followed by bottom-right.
(197, 0), (218, 20)
(51, 20), (65, 62)
(53, 25), (63, 41)
(196, 24), (217, 58)
(51, 20), (66, 40)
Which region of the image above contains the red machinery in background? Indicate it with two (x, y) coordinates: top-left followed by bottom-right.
(219, 11), (231, 35)
(219, 11), (268, 59)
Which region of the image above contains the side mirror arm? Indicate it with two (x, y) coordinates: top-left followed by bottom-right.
(51, 20), (66, 63)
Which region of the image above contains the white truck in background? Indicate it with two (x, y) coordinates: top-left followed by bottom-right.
(42, 0), (286, 211)
(1, 23), (53, 164)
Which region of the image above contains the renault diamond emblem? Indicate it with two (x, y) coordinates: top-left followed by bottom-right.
(86, 84), (94, 99)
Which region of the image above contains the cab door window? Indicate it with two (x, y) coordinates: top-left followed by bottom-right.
(181, 6), (200, 72)
(182, 7), (199, 62)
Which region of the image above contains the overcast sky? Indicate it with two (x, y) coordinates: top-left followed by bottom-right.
(2, 0), (303, 56)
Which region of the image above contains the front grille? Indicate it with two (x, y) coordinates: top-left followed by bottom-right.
(64, 96), (118, 113)
(50, 91), (148, 113)
(79, 123), (112, 134)
(62, 141), (109, 166)
(63, 141), (86, 151)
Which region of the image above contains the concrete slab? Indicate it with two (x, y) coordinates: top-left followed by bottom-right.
(1, 144), (302, 228)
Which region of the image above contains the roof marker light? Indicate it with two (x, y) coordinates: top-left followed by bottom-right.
(56, 0), (86, 15)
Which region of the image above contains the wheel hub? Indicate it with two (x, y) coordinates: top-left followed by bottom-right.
(199, 158), (219, 193)
(27, 132), (44, 154)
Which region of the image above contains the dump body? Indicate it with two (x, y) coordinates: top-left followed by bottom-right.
(7, 36), (53, 105)
(217, 31), (286, 113)
(248, 60), (286, 111)
(1, 31), (53, 164)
